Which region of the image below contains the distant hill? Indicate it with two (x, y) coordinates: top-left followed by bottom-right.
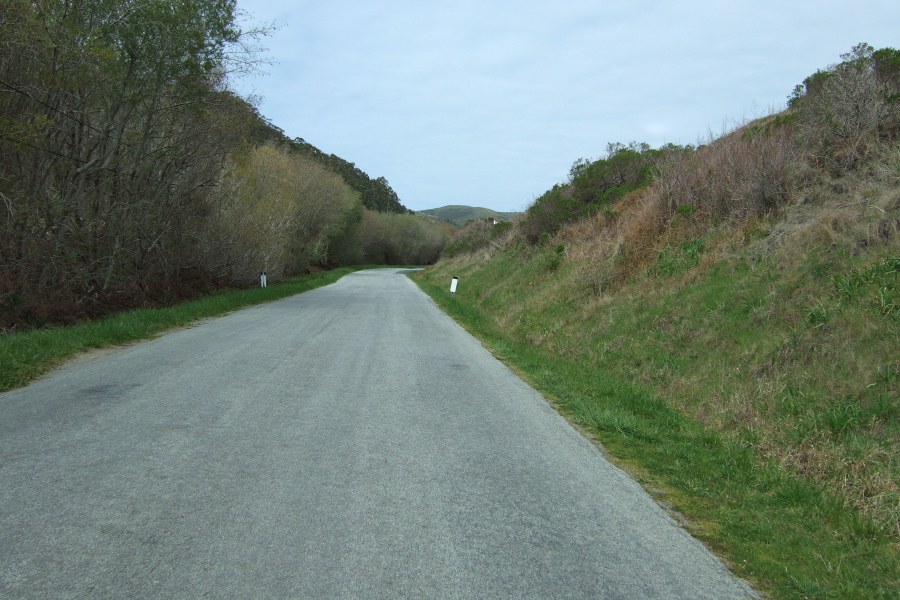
(413, 211), (457, 228)
(420, 205), (521, 227)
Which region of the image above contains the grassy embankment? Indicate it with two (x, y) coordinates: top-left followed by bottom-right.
(413, 150), (899, 599)
(0, 266), (390, 392)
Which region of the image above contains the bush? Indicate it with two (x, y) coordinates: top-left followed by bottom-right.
(519, 185), (585, 245)
(649, 122), (803, 222)
(520, 142), (676, 244)
(442, 219), (499, 258)
(791, 43), (900, 168)
(353, 211), (450, 265)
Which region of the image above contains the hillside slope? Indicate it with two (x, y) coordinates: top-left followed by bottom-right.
(421, 205), (520, 227)
(415, 44), (900, 600)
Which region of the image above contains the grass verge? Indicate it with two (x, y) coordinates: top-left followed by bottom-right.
(0, 266), (390, 392)
(412, 269), (899, 600)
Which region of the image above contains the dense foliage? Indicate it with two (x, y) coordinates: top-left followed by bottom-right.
(0, 0), (445, 327)
(1, 0), (249, 323)
(247, 117), (410, 214)
(291, 138), (409, 214)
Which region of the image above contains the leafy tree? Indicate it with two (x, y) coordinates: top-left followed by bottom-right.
(290, 139), (410, 214)
(235, 114), (410, 214)
(206, 143), (358, 283)
(0, 0), (265, 323)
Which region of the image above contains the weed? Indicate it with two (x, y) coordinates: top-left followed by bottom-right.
(820, 398), (863, 435)
(806, 302), (830, 327)
(833, 274), (862, 298)
(832, 255), (900, 316)
(684, 237), (705, 257)
(648, 237), (706, 278)
(873, 365), (898, 384)
(876, 286), (897, 316)
(539, 243), (566, 271)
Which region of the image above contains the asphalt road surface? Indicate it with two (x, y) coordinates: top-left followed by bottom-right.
(0, 268), (757, 599)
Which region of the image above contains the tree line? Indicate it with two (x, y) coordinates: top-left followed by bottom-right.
(248, 117), (410, 215)
(0, 0), (447, 328)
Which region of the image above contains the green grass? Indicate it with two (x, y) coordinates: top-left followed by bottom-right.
(0, 266), (392, 392)
(648, 236), (706, 278)
(832, 255), (900, 316)
(412, 257), (899, 600)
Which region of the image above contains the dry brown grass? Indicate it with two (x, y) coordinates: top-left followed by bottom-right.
(559, 188), (675, 290)
(426, 60), (900, 590)
(543, 145), (900, 532)
(452, 120), (900, 534)
(551, 116), (813, 290)
(766, 159), (900, 261)
(651, 120), (808, 220)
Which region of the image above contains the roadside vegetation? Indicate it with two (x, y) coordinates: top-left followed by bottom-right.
(415, 43), (900, 599)
(0, 266), (401, 392)
(0, 0), (448, 330)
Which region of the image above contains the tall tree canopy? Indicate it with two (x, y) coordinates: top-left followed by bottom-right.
(0, 0), (260, 321)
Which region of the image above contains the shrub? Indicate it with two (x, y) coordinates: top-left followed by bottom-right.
(356, 211), (450, 265)
(442, 219), (498, 258)
(519, 184), (585, 245)
(649, 122), (803, 222)
(520, 142), (669, 244)
(791, 43), (900, 168)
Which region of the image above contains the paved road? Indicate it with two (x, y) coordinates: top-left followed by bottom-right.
(0, 268), (756, 599)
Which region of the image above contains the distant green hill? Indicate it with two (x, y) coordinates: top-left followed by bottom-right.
(420, 205), (520, 227)
(413, 212), (457, 228)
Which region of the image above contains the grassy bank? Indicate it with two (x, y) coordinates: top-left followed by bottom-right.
(413, 46), (900, 598)
(0, 266), (386, 392)
(412, 240), (898, 598)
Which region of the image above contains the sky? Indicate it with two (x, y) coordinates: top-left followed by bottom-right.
(230, 0), (900, 213)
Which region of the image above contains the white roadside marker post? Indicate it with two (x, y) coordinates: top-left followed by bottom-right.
(260, 271), (267, 288)
(450, 276), (458, 296)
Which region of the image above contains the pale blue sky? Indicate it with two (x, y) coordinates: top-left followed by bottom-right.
(232, 0), (900, 212)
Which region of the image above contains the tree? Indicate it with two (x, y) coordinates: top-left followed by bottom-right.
(289, 138), (410, 214)
(0, 0), (266, 323)
(206, 143), (358, 283)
